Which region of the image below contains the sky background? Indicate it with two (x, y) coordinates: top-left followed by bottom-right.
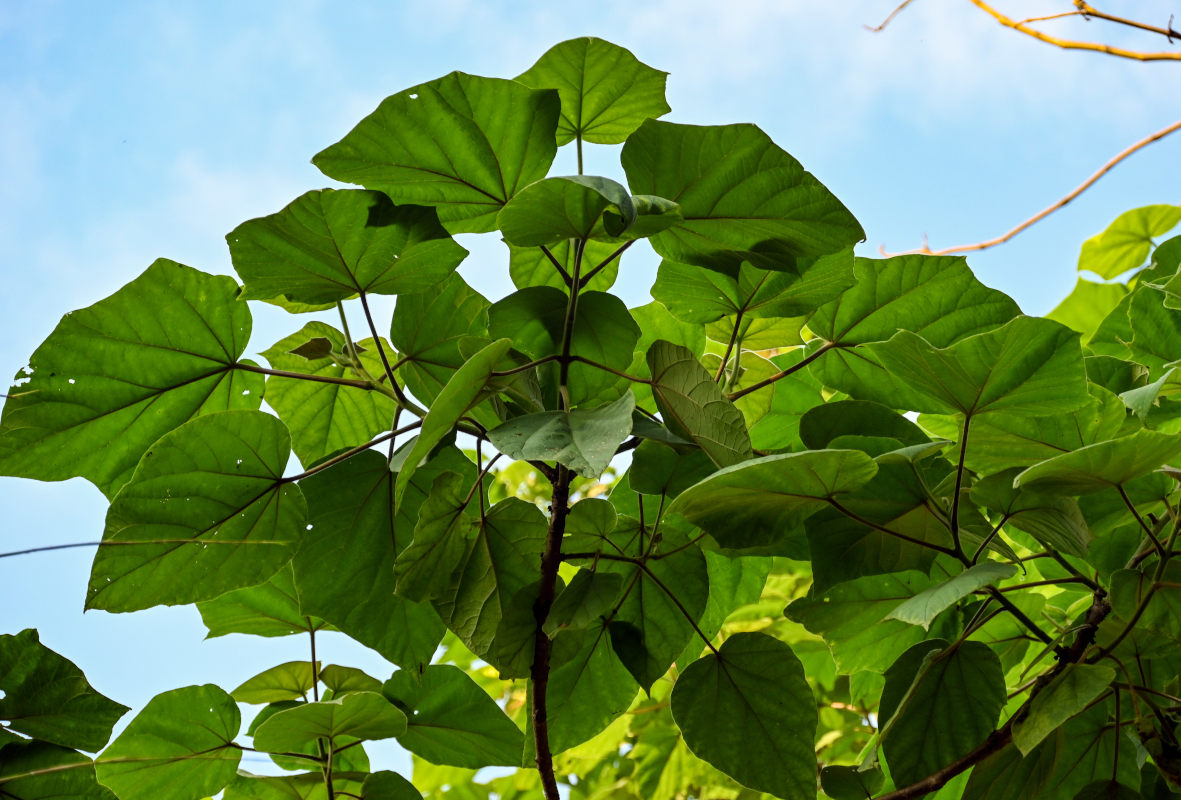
(2, 0), (1179, 779)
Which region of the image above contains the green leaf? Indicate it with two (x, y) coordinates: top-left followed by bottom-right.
(508, 238), (622, 293)
(646, 340), (752, 467)
(885, 562), (1017, 629)
(313, 72), (560, 233)
(363, 772), (424, 800)
(1016, 429), (1181, 495)
(497, 175), (635, 245)
(232, 661), (316, 704)
(0, 259), (260, 497)
(621, 120), (864, 271)
(260, 323), (398, 466)
(881, 641), (1005, 786)
(1012, 664), (1116, 755)
(543, 570), (625, 636)
(670, 632), (817, 799)
(1073, 780), (1140, 800)
(86, 410), (305, 612)
(1047, 279), (1129, 339)
(487, 287), (640, 406)
(1079, 205), (1181, 280)
(871, 316), (1089, 417)
(319, 666), (382, 697)
(668, 449), (878, 549)
(0, 629), (127, 751)
(800, 399), (929, 449)
(516, 37), (670, 146)
(293, 449), (450, 670)
(228, 189), (466, 304)
(487, 393), (634, 478)
(394, 338), (512, 508)
(785, 571), (932, 673)
(970, 469), (1093, 557)
(253, 691), (406, 753)
(1126, 287), (1181, 377)
(383, 665), (523, 768)
(394, 472), (479, 603)
(820, 764), (886, 800)
(1107, 563), (1181, 646)
(0, 741), (117, 800)
(224, 771), (366, 800)
(628, 439), (715, 499)
(197, 565), (330, 639)
(96, 684), (240, 800)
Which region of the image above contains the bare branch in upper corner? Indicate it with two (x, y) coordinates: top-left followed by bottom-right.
(1073, 2), (1181, 44)
(880, 116), (1181, 258)
(968, 0), (1181, 61)
(865, 0), (918, 33)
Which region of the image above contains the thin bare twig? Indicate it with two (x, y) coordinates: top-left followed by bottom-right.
(1073, 2), (1181, 44)
(881, 116), (1181, 257)
(866, 0), (918, 33)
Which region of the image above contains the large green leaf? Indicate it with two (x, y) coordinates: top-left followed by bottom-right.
(970, 469), (1093, 557)
(627, 440), (715, 499)
(1047, 279), (1128, 339)
(487, 287), (640, 406)
(885, 562), (1016, 629)
(785, 571), (932, 673)
(0, 259), (260, 497)
(487, 393), (634, 478)
(516, 37), (670, 146)
(394, 338), (512, 508)
(800, 399), (929, 449)
(86, 410), (305, 612)
(670, 632), (816, 799)
(497, 175), (635, 245)
(881, 640), (1005, 786)
(228, 189), (466, 304)
(197, 565), (331, 639)
(1015, 429), (1181, 495)
(96, 684), (240, 800)
(1078, 205), (1181, 280)
(313, 72), (560, 233)
(1012, 664), (1115, 755)
(261, 323), (399, 466)
(0, 741), (117, 800)
(383, 665), (523, 768)
(1125, 286), (1181, 376)
(667, 449), (878, 549)
(429, 497), (548, 670)
(394, 472), (479, 602)
(252, 692), (406, 753)
(621, 120), (863, 271)
(646, 340), (752, 467)
(293, 449), (450, 670)
(0, 629), (127, 751)
(871, 316), (1089, 417)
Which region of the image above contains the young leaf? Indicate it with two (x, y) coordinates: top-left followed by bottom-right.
(0, 259), (260, 497)
(1078, 204), (1181, 280)
(313, 72), (561, 233)
(0, 629), (128, 751)
(197, 565), (331, 639)
(516, 37), (670, 146)
(228, 189), (466, 304)
(86, 410), (306, 612)
(96, 684), (240, 800)
(231, 661), (316, 704)
(646, 340), (752, 467)
(667, 449), (878, 550)
(670, 632), (817, 799)
(621, 120), (864, 271)
(252, 691), (406, 753)
(1012, 664), (1116, 755)
(497, 175), (635, 245)
(487, 393), (634, 478)
(383, 665), (523, 768)
(885, 562), (1017, 629)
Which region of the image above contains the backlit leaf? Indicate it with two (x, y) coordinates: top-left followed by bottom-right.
(252, 691), (406, 753)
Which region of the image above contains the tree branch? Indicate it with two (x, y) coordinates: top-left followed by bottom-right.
(1073, 2), (1181, 43)
(865, 0), (918, 33)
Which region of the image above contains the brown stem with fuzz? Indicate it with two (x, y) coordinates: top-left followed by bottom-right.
(531, 465), (571, 800)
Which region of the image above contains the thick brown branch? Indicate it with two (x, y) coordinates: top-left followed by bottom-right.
(881, 115), (1181, 257)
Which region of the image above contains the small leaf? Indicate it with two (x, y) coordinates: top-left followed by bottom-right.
(497, 175), (635, 245)
(96, 685), (240, 800)
(544, 571), (625, 636)
(885, 562), (1017, 629)
(820, 764), (886, 800)
(228, 189), (466, 304)
(383, 665), (523, 768)
(0, 629), (127, 751)
(86, 411), (306, 612)
(970, 469), (1093, 557)
(671, 632), (817, 799)
(252, 691), (406, 753)
(231, 661), (316, 704)
(313, 73), (561, 233)
(1012, 664), (1116, 755)
(363, 771), (424, 800)
(487, 393), (634, 478)
(197, 565), (330, 639)
(1078, 204), (1181, 280)
(516, 37), (670, 146)
(646, 340), (752, 467)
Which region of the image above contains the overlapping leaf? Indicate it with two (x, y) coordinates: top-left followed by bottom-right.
(487, 393), (634, 478)
(252, 691), (406, 753)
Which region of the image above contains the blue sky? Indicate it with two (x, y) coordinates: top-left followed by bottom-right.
(2, 0), (1178, 777)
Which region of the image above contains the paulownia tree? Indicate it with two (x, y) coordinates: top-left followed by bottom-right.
(3, 35), (1181, 800)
